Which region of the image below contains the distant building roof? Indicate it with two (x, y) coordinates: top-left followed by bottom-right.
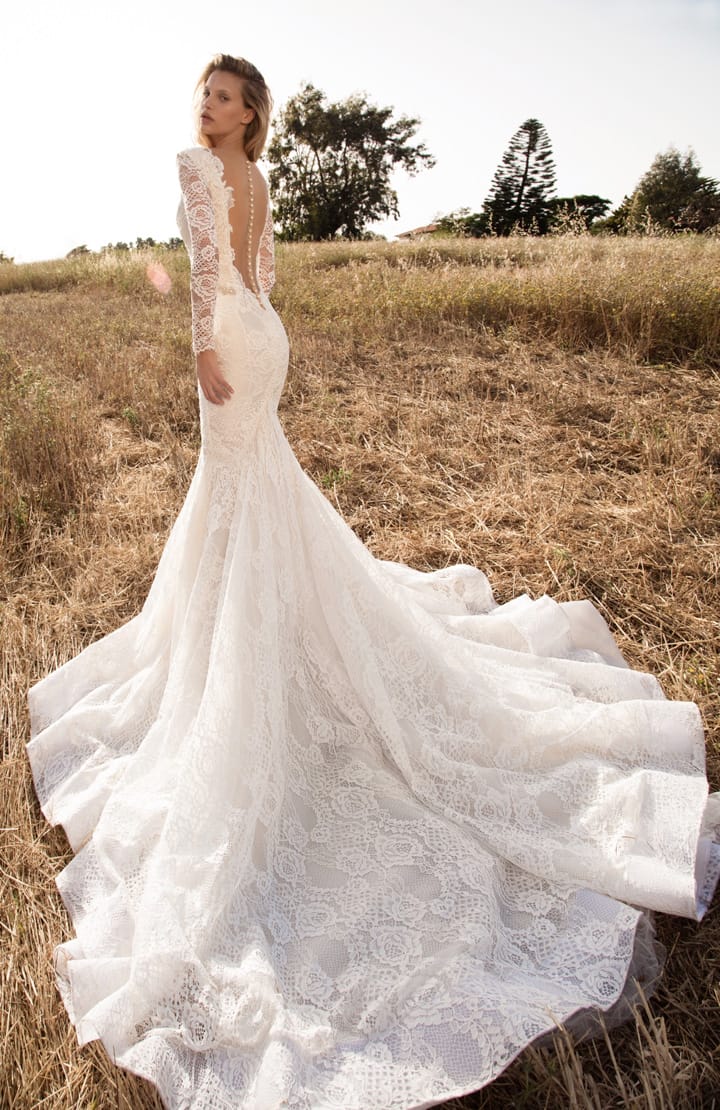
(396, 222), (439, 240)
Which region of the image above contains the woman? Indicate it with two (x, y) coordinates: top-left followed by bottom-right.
(27, 53), (719, 1110)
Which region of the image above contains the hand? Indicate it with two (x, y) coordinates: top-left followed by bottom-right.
(196, 349), (234, 405)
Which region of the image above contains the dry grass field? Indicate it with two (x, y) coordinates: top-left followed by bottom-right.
(2, 234), (719, 1108)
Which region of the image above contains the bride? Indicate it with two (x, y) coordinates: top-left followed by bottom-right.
(26, 52), (720, 1110)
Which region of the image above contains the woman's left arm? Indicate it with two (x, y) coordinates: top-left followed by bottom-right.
(177, 152), (233, 404)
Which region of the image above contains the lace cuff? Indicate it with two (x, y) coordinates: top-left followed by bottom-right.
(177, 151), (218, 354)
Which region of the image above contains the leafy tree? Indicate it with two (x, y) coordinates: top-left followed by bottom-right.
(601, 148), (720, 233)
(595, 194), (633, 234)
(634, 148), (720, 231)
(66, 244), (90, 257)
(267, 84), (435, 240)
(548, 195), (611, 231)
(0, 250), (14, 263)
(438, 194), (610, 238)
(481, 118), (557, 235)
(435, 208), (489, 237)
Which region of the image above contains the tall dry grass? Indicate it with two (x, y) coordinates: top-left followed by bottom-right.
(1, 235), (718, 1108)
(274, 235), (720, 365)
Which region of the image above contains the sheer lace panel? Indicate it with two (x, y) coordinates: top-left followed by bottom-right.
(259, 201), (276, 295)
(177, 151), (219, 354)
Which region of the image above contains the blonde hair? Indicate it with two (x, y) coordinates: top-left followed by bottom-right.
(194, 54), (273, 162)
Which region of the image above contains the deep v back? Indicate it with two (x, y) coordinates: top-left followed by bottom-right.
(208, 149), (268, 296)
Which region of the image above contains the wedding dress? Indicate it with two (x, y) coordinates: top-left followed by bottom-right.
(27, 145), (720, 1110)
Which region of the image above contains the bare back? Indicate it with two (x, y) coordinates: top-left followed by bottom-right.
(210, 151), (269, 294)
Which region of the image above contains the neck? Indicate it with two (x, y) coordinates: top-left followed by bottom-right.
(207, 132), (248, 160)
(213, 142), (246, 155)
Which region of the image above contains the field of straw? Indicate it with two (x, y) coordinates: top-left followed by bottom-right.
(2, 234), (719, 1108)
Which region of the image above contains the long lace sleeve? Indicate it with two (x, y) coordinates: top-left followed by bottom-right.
(177, 151), (218, 354)
(258, 200), (276, 295)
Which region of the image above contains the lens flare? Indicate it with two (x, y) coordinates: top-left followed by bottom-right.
(146, 261), (172, 295)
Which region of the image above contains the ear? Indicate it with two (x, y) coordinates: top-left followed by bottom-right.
(243, 107), (256, 125)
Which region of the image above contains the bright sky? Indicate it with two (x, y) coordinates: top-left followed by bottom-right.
(2, 0), (718, 262)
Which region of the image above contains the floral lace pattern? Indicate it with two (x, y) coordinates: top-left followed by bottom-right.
(176, 147), (276, 354)
(26, 147), (720, 1110)
(257, 192), (276, 296)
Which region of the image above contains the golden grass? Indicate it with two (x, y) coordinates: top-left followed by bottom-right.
(1, 236), (718, 1108)
(274, 235), (720, 365)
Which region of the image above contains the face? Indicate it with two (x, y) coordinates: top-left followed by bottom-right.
(199, 69), (255, 146)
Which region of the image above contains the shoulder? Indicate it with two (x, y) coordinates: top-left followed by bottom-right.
(176, 146), (212, 167)
(176, 148), (216, 197)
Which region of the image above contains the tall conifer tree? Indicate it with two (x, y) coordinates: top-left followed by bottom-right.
(482, 119), (557, 235)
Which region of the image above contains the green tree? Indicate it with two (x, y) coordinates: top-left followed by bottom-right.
(595, 194), (633, 234)
(0, 250), (14, 263)
(441, 194), (611, 238)
(548, 195), (611, 231)
(601, 148), (720, 233)
(267, 84), (435, 240)
(481, 118), (557, 235)
(435, 208), (489, 237)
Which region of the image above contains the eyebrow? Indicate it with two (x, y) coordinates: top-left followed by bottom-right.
(204, 84), (234, 95)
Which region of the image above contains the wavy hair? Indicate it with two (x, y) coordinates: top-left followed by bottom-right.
(194, 54), (272, 162)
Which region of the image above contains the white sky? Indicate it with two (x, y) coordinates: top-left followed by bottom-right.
(1, 0), (718, 262)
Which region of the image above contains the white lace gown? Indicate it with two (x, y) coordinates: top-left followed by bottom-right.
(27, 146), (720, 1110)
